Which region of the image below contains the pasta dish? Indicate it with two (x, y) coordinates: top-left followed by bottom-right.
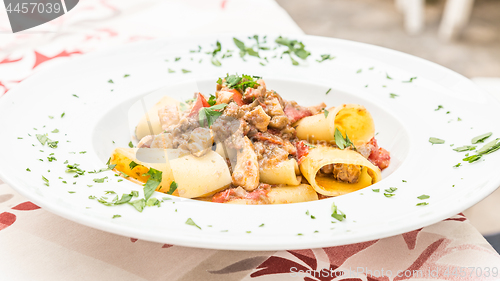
(110, 74), (390, 204)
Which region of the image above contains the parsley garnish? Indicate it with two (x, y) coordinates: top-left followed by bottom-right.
(207, 95), (216, 106)
(112, 214), (121, 219)
(323, 109), (329, 118)
(61, 112), (65, 118)
(453, 163), (462, 168)
(167, 181), (178, 195)
(356, 69), (362, 74)
(168, 68), (175, 73)
(471, 132), (492, 144)
(143, 168), (162, 200)
(275, 36), (311, 65)
(429, 137), (445, 145)
(372, 189), (379, 192)
(385, 187), (397, 193)
(233, 37), (260, 59)
(477, 138), (500, 155)
(463, 154), (481, 163)
(26, 168), (31, 172)
(403, 77), (417, 83)
(181, 69), (191, 74)
(51, 129), (59, 133)
(124, 74), (130, 78)
(259, 223), (265, 227)
(199, 103), (227, 127)
(325, 88), (331, 95)
(331, 202), (346, 221)
(453, 145), (476, 152)
(416, 202), (429, 206)
(317, 54), (335, 62)
(128, 141), (134, 148)
(389, 93), (398, 99)
(93, 176), (108, 183)
(66, 163), (85, 175)
(186, 218), (201, 230)
(128, 199), (146, 212)
(334, 128), (355, 150)
(417, 194), (430, 200)
(386, 73), (393, 79)
(129, 161), (139, 170)
(221, 73), (260, 92)
(42, 175), (49, 186)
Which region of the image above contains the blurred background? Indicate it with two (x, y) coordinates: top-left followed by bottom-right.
(277, 0), (500, 78)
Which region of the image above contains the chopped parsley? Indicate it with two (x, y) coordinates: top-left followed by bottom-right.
(463, 154), (481, 163)
(325, 88), (331, 95)
(372, 189), (379, 192)
(384, 193), (395, 198)
(129, 161), (139, 170)
(66, 163), (85, 175)
(143, 168), (162, 200)
(26, 168), (31, 172)
(181, 69), (191, 74)
(429, 137), (445, 145)
(385, 187), (397, 193)
(471, 132), (492, 144)
(221, 73), (260, 92)
(72, 94), (79, 98)
(386, 73), (393, 80)
(389, 93), (398, 99)
(42, 175), (49, 186)
(233, 37), (260, 59)
(112, 214), (121, 219)
(275, 36), (311, 65)
(124, 74), (130, 78)
(167, 181), (178, 195)
(316, 54), (335, 62)
(93, 176), (108, 183)
(108, 79), (114, 84)
(185, 218), (201, 230)
(416, 202), (429, 206)
(334, 128), (355, 150)
(331, 202), (346, 222)
(323, 109), (329, 118)
(199, 103), (228, 127)
(128, 141), (134, 148)
(417, 194), (430, 200)
(435, 105), (443, 111)
(207, 95), (216, 106)
(477, 138), (500, 155)
(259, 223), (265, 227)
(128, 199), (146, 212)
(51, 129), (59, 133)
(356, 69), (362, 74)
(403, 77), (417, 83)
(453, 145), (476, 152)
(168, 68), (175, 73)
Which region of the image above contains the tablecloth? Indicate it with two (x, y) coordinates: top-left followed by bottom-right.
(1, 1), (500, 280)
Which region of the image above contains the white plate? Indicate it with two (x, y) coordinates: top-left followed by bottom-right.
(1, 34), (500, 251)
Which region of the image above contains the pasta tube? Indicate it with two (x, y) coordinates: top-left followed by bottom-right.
(295, 104), (375, 147)
(259, 159), (301, 186)
(110, 148), (232, 198)
(299, 145), (381, 196)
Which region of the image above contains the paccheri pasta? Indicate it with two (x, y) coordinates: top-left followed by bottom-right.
(109, 74), (391, 204)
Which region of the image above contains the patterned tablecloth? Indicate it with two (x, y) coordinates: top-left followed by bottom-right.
(1, 1), (500, 280)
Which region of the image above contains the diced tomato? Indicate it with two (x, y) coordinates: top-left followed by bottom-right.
(212, 189), (233, 203)
(228, 89), (245, 106)
(211, 187), (269, 203)
(188, 92), (210, 117)
(245, 188), (269, 201)
(367, 137), (391, 170)
(284, 105), (312, 124)
(295, 141), (310, 164)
